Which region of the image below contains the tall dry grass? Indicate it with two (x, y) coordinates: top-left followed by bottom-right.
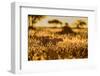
(28, 27), (88, 61)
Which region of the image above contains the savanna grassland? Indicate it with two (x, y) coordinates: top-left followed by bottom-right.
(28, 15), (88, 61)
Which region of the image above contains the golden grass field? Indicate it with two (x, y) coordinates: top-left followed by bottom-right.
(28, 27), (88, 61)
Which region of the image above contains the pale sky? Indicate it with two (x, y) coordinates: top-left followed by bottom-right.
(32, 15), (88, 27)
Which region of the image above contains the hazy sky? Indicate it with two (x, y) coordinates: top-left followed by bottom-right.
(32, 15), (88, 27)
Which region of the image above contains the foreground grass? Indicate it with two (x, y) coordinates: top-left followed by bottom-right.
(28, 27), (88, 60)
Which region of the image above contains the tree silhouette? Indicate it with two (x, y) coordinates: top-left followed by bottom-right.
(76, 20), (87, 28)
(28, 15), (45, 30)
(48, 19), (62, 25)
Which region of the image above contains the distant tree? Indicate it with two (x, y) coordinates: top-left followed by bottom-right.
(76, 20), (87, 28)
(28, 15), (45, 30)
(31, 15), (45, 24)
(48, 19), (62, 25)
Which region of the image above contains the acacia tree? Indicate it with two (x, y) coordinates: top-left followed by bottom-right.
(76, 20), (87, 28)
(28, 15), (45, 30)
(48, 19), (62, 25)
(48, 19), (63, 28)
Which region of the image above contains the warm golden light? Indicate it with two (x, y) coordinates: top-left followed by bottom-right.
(28, 15), (88, 61)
